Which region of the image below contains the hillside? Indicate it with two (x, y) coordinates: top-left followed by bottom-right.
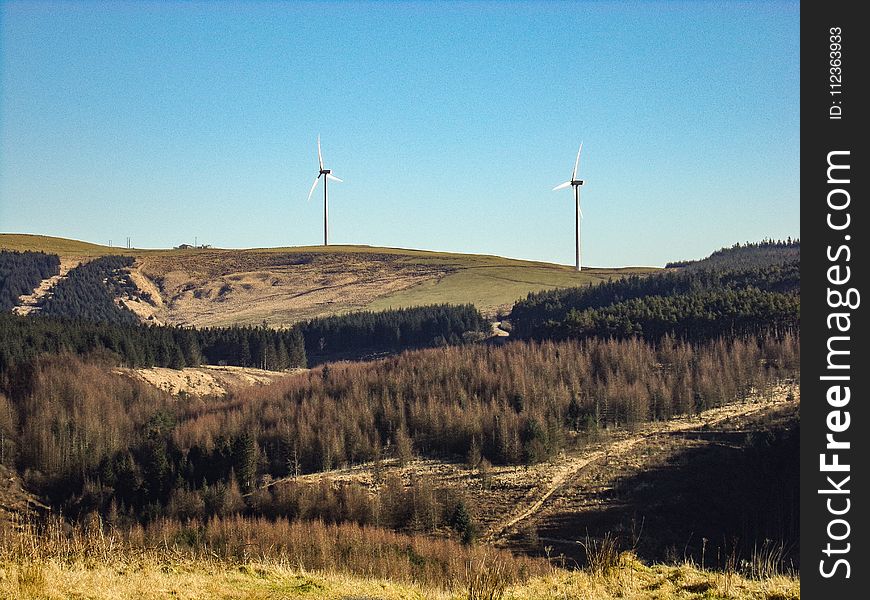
(1, 234), (657, 327)
(261, 385), (798, 570)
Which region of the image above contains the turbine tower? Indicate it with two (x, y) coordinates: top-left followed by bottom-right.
(552, 143), (586, 271)
(306, 136), (343, 245)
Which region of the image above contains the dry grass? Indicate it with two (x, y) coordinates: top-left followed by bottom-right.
(0, 547), (800, 599)
(519, 558), (799, 600)
(1, 559), (445, 600)
(0, 512), (799, 599)
(134, 248), (650, 327)
(0, 515), (545, 595)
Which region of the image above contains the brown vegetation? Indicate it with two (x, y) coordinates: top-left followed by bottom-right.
(1, 514), (546, 591)
(0, 342), (801, 598)
(509, 394), (800, 569)
(211, 333), (799, 475)
(255, 390), (798, 565)
(1, 333), (798, 527)
(10, 355), (172, 483)
(0, 515), (800, 599)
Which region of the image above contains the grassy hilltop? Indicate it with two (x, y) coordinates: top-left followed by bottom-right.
(1, 233), (658, 326)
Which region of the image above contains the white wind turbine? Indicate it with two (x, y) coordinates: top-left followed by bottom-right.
(552, 143), (586, 271)
(306, 136), (343, 246)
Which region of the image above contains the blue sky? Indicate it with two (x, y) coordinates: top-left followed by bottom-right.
(1, 1), (799, 267)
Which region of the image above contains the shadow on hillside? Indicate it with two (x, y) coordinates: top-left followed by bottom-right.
(515, 420), (799, 570)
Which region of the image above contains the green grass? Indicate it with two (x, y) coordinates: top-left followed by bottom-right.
(228, 245), (657, 315)
(366, 264), (656, 315)
(0, 233), (114, 256)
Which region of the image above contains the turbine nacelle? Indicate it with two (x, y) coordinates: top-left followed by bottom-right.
(306, 139), (343, 203)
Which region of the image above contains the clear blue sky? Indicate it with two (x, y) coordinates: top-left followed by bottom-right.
(1, 1), (799, 267)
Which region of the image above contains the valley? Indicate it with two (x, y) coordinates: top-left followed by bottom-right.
(0, 236), (800, 599)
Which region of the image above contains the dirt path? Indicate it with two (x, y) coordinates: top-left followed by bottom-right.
(490, 321), (510, 337)
(12, 258), (81, 315)
(484, 386), (798, 543)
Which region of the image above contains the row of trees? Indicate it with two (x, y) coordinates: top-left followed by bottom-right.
(1, 332), (799, 520)
(666, 238), (799, 270)
(0, 313), (307, 378)
(299, 304), (489, 363)
(559, 287), (799, 341)
(509, 260), (799, 341)
(0, 250), (60, 310)
(0, 301), (492, 378)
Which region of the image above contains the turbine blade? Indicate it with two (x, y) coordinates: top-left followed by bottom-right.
(326, 174), (343, 182)
(572, 142), (583, 179)
(306, 174), (321, 202)
(552, 181), (572, 191)
(318, 135), (323, 171)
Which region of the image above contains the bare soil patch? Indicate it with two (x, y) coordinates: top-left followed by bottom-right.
(117, 365), (303, 397)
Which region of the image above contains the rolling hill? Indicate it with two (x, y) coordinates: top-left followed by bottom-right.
(1, 234), (658, 327)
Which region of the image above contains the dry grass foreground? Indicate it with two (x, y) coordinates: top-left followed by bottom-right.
(0, 516), (798, 600)
(1, 554), (799, 599)
(1, 234), (658, 327)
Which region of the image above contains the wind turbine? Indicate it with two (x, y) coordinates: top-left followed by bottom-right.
(306, 136), (343, 246)
(553, 143), (586, 271)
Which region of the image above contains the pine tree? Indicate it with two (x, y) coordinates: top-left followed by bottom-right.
(233, 429), (258, 491)
(451, 500), (475, 545)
